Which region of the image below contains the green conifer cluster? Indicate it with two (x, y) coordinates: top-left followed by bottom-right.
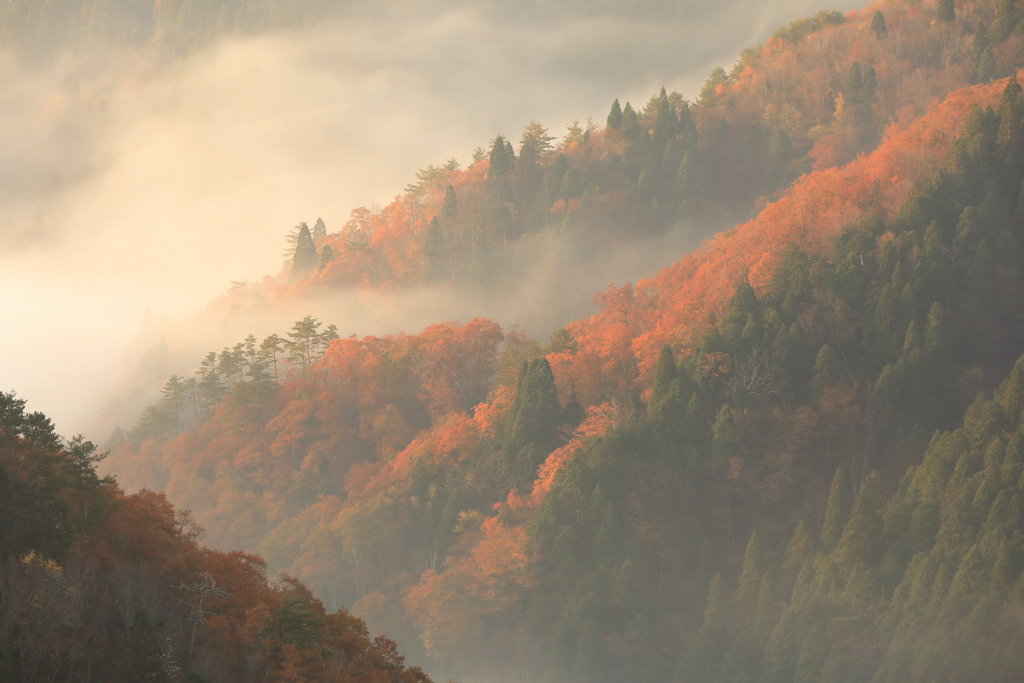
(498, 76), (1024, 683)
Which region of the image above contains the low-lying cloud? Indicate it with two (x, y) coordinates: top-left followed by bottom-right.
(0, 0), (857, 437)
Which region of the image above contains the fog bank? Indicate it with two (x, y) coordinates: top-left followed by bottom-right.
(0, 0), (857, 437)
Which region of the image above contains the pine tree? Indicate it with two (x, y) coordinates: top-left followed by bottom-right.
(596, 506), (623, 565)
(520, 122), (555, 157)
(737, 531), (764, 620)
(821, 468), (851, 552)
(654, 87), (678, 142)
(833, 472), (885, 571)
(677, 149), (708, 202)
(487, 135), (514, 180)
(678, 100), (698, 150)
(621, 102), (639, 140)
(696, 67), (726, 108)
(997, 76), (1024, 179)
(845, 62), (863, 106)
(937, 0), (956, 23)
(258, 334), (284, 383)
(1001, 430), (1024, 485)
(117, 608), (168, 683)
(608, 560), (637, 616)
(676, 574), (731, 683)
(217, 346), (243, 387)
(712, 404), (738, 462)
(441, 183), (459, 225)
(716, 633), (763, 683)
(997, 355), (1024, 426)
(864, 65), (877, 101)
(993, 0), (1018, 42)
(425, 217), (446, 278)
(781, 521), (813, 591)
(972, 22), (995, 84)
(287, 315), (327, 379)
(811, 345), (840, 399)
(574, 620), (605, 680)
(871, 10), (887, 39)
(311, 216), (327, 240)
(504, 358), (562, 490)
(649, 344), (679, 422)
(607, 98), (623, 129)
(317, 244), (333, 272)
(765, 128), (792, 191)
(195, 351), (225, 417)
(721, 276), (759, 339)
(290, 222), (318, 280)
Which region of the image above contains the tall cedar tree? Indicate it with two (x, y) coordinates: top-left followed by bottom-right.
(871, 10), (887, 38)
(937, 0), (956, 22)
(291, 222), (318, 280)
(117, 609), (168, 683)
(607, 98), (623, 129)
(504, 358), (562, 491)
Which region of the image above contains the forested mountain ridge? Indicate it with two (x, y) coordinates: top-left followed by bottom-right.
(0, 392), (435, 683)
(245, 0), (996, 301)
(89, 1), (1024, 682)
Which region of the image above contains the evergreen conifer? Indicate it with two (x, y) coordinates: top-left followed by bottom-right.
(871, 10), (887, 38)
(504, 358), (562, 480)
(822, 468), (851, 552)
(607, 98), (623, 129)
(317, 244), (333, 272)
(311, 216), (326, 240)
(811, 345), (840, 398)
(937, 0), (956, 23)
(993, 0), (1018, 42)
(488, 136), (514, 180)
(117, 608), (168, 683)
(290, 222), (318, 280)
(649, 344), (678, 422)
(765, 128), (792, 190)
(972, 23), (996, 84)
(621, 102), (639, 140)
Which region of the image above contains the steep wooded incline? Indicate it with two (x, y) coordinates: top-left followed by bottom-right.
(92, 2), (1024, 682)
(0, 392), (435, 683)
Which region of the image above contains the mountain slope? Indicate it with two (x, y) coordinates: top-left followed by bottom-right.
(0, 391), (434, 683)
(200, 1), (1005, 337)
(97, 1), (1024, 682)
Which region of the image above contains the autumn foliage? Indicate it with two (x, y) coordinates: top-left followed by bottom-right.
(93, 2), (1024, 682)
(0, 391), (434, 683)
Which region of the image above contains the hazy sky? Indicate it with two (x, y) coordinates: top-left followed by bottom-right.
(0, 0), (858, 438)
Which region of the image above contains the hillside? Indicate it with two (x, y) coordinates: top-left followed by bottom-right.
(0, 392), (434, 683)
(206, 0), (1004, 330)
(90, 1), (1024, 682)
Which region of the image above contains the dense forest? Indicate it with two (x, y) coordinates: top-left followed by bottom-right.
(0, 391), (435, 683)
(11, 0), (1024, 682)
(204, 0), (1013, 330)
